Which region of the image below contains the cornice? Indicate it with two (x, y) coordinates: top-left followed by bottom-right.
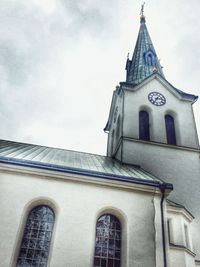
(169, 243), (196, 257)
(123, 137), (200, 153)
(0, 162), (163, 195)
(120, 74), (198, 103)
(167, 205), (194, 222)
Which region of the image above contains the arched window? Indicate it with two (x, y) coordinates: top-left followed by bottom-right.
(165, 114), (176, 145)
(144, 50), (155, 67)
(17, 205), (55, 267)
(94, 214), (121, 267)
(147, 53), (153, 66)
(111, 130), (115, 154)
(116, 116), (121, 141)
(139, 111), (150, 141)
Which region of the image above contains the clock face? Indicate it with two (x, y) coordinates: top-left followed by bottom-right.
(148, 92), (166, 106)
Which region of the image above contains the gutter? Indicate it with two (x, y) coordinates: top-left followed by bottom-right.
(0, 157), (173, 190)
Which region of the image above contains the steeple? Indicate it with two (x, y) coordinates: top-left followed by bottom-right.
(126, 7), (164, 85)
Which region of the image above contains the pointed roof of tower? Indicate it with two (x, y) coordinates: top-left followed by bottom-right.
(126, 12), (164, 85)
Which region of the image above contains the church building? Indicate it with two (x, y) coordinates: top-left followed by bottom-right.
(0, 7), (200, 267)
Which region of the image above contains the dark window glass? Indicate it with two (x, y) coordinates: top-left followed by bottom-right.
(111, 130), (115, 155)
(165, 115), (176, 145)
(139, 111), (150, 141)
(94, 214), (121, 267)
(147, 54), (153, 66)
(144, 51), (155, 66)
(17, 205), (55, 267)
(116, 116), (121, 141)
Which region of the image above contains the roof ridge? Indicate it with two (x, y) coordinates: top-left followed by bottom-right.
(0, 139), (106, 158)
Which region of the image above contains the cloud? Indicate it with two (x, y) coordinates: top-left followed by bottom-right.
(0, 0), (199, 153)
(0, 0), (121, 153)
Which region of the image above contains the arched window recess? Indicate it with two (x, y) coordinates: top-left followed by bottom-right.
(139, 110), (150, 141)
(116, 116), (121, 142)
(94, 214), (121, 267)
(17, 205), (55, 267)
(165, 114), (176, 145)
(144, 50), (155, 67)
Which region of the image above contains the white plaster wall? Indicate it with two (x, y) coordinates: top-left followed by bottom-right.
(107, 88), (123, 157)
(169, 249), (186, 267)
(169, 249), (195, 267)
(123, 77), (199, 149)
(167, 213), (185, 246)
(0, 169), (162, 267)
(167, 209), (196, 267)
(120, 139), (200, 259)
(184, 253), (196, 267)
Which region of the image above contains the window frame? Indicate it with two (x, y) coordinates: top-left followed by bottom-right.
(139, 110), (150, 141)
(93, 214), (122, 267)
(16, 205), (55, 267)
(165, 114), (177, 145)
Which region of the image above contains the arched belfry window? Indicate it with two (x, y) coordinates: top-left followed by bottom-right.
(144, 50), (155, 67)
(139, 110), (150, 141)
(165, 114), (176, 145)
(111, 130), (115, 155)
(147, 53), (153, 66)
(17, 205), (55, 267)
(116, 116), (121, 141)
(94, 214), (121, 267)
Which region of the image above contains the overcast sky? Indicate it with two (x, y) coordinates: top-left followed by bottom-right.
(0, 0), (199, 155)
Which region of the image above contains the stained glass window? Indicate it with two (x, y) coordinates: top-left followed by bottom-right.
(17, 205), (55, 267)
(139, 110), (150, 141)
(94, 214), (121, 267)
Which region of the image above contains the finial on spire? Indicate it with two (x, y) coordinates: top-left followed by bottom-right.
(140, 2), (145, 16)
(140, 2), (146, 23)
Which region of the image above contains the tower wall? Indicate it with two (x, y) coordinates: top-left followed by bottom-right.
(122, 77), (199, 149)
(116, 138), (200, 259)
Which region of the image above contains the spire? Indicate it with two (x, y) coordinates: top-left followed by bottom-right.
(126, 6), (164, 85)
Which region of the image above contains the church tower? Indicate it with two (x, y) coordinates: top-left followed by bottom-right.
(105, 9), (200, 262)
(105, 10), (199, 161)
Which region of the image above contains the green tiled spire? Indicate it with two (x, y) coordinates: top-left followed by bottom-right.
(126, 15), (164, 85)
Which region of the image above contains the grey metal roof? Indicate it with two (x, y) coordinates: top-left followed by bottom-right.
(167, 199), (184, 209)
(167, 199), (194, 218)
(0, 139), (167, 187)
(126, 16), (164, 85)
(125, 16), (198, 103)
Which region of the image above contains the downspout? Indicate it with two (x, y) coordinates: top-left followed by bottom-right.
(121, 87), (125, 162)
(160, 183), (167, 267)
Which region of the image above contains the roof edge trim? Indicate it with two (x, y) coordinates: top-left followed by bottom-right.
(120, 73), (198, 103)
(0, 156), (173, 190)
(167, 199), (194, 220)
